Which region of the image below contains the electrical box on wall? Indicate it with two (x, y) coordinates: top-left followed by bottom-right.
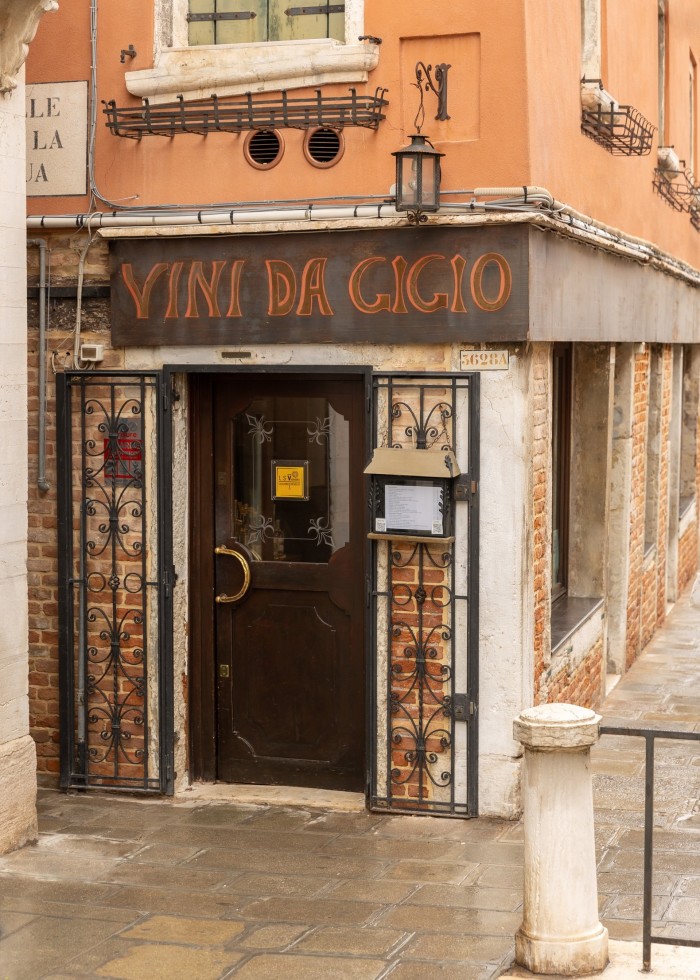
(364, 447), (460, 543)
(80, 343), (104, 362)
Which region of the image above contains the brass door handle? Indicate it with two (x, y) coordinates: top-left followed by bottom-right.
(214, 546), (251, 603)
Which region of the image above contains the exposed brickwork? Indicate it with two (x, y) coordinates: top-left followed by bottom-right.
(640, 552), (658, 650)
(27, 298), (117, 781)
(655, 346), (673, 626)
(625, 349), (650, 670)
(540, 637), (604, 710)
(678, 518), (699, 595)
(531, 346), (550, 704)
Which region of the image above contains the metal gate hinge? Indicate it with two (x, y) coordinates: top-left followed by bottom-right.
(452, 693), (469, 721)
(454, 476), (477, 502)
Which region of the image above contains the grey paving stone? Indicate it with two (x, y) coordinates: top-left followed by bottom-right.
(402, 884), (522, 912)
(596, 870), (677, 896)
(232, 953), (387, 979)
(381, 860), (479, 883)
(389, 961), (502, 979)
(327, 879), (418, 904)
(399, 932), (513, 963)
(187, 847), (387, 878)
(454, 842), (524, 866)
(293, 925), (406, 955)
(219, 872), (330, 898)
(240, 896), (384, 926)
(663, 896), (700, 923)
(319, 836), (466, 861)
(236, 923), (310, 949)
(377, 905), (522, 936)
(603, 893), (672, 920)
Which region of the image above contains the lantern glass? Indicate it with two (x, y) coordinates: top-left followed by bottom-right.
(393, 135), (443, 215)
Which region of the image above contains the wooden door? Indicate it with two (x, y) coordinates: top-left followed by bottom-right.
(211, 375), (366, 790)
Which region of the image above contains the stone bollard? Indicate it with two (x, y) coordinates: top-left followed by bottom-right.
(513, 703), (609, 976)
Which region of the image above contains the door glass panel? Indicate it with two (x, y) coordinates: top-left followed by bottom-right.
(232, 395), (349, 562)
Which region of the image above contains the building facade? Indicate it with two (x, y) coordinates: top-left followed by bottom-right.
(23, 0), (700, 818)
(0, 0), (58, 854)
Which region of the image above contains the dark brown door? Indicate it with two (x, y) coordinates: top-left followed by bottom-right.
(212, 376), (366, 791)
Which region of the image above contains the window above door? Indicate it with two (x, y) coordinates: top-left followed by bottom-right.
(126, 0), (379, 103)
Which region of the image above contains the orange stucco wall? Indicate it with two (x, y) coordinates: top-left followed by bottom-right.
(25, 1), (700, 268)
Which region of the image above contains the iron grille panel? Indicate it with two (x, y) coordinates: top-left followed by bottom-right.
(57, 372), (173, 793)
(370, 374), (479, 817)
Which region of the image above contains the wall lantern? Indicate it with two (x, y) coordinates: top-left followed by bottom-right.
(392, 61), (450, 224)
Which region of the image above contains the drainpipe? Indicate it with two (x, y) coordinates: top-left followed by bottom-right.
(27, 239), (50, 492)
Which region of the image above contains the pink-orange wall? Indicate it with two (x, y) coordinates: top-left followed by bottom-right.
(26, 0), (700, 268)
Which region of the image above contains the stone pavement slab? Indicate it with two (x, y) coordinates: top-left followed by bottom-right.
(500, 939), (700, 979)
(3, 585), (700, 977)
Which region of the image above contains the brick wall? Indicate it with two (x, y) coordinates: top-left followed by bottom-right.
(539, 636), (604, 709)
(27, 299), (115, 781)
(625, 348), (649, 670)
(531, 345), (550, 704)
(656, 346), (673, 626)
(678, 518), (699, 594)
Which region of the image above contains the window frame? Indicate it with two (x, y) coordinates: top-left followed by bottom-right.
(126, 0), (378, 103)
(551, 344), (572, 605)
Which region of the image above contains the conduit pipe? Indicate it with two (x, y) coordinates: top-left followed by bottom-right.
(27, 239), (50, 493)
(26, 187), (700, 288)
(27, 204), (401, 229)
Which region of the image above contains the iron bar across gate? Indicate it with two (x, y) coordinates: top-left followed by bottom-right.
(599, 725), (700, 972)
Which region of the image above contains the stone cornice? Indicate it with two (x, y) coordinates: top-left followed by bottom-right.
(0, 0), (58, 95)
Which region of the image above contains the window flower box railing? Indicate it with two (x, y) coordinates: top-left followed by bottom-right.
(103, 87), (388, 139)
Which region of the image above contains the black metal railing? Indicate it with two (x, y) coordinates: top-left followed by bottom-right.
(599, 725), (700, 972)
(103, 87), (388, 139)
(580, 79), (655, 156)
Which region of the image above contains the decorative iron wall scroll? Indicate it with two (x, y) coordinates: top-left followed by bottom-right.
(371, 374), (479, 816)
(57, 372), (173, 792)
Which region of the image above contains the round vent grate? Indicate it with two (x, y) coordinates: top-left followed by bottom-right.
(244, 129), (284, 169)
(304, 127), (344, 168)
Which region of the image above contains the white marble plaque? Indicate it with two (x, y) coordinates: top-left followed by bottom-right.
(26, 81), (88, 196)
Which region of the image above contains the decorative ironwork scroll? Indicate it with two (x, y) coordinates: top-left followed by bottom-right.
(57, 372), (173, 792)
(371, 374), (479, 816)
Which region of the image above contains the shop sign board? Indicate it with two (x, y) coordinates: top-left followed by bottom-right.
(110, 226), (529, 345)
(26, 81), (88, 197)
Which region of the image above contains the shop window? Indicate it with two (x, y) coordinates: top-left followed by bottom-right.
(644, 347), (663, 553)
(188, 1), (344, 46)
(551, 344), (610, 652)
(126, 0), (376, 103)
(552, 344), (572, 603)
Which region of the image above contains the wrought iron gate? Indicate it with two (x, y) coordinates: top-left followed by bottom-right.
(371, 373), (479, 816)
(57, 372), (174, 793)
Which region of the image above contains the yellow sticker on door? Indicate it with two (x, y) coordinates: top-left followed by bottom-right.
(272, 461), (309, 500)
